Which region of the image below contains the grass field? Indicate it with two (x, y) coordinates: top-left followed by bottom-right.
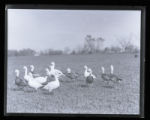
(6, 53), (140, 114)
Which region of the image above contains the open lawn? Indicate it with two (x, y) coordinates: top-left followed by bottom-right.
(7, 53), (140, 114)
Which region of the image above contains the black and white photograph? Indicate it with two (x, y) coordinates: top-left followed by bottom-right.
(6, 7), (143, 115)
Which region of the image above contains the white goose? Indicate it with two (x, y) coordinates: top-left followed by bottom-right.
(30, 65), (40, 78)
(42, 73), (60, 93)
(85, 68), (96, 86)
(84, 65), (90, 78)
(27, 73), (44, 90)
(23, 66), (32, 82)
(23, 66), (48, 84)
(49, 61), (65, 77)
(88, 68), (96, 79)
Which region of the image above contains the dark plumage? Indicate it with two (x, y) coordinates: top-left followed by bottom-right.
(65, 72), (78, 80)
(86, 75), (94, 84)
(41, 75), (55, 85)
(101, 73), (111, 82)
(15, 76), (28, 87)
(101, 66), (122, 84)
(109, 74), (122, 82)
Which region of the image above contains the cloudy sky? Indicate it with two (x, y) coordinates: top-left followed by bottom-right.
(7, 9), (141, 51)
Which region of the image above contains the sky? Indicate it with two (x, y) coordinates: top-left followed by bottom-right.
(7, 9), (141, 51)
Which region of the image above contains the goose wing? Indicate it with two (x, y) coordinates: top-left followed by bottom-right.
(86, 75), (94, 83)
(109, 74), (122, 81)
(101, 74), (111, 81)
(15, 77), (27, 86)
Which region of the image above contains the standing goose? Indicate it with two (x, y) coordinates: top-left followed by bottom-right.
(109, 65), (122, 82)
(42, 73), (60, 93)
(30, 65), (40, 78)
(26, 72), (44, 91)
(15, 69), (28, 88)
(23, 66), (32, 82)
(88, 68), (96, 79)
(84, 65), (90, 78)
(49, 61), (65, 77)
(23, 66), (48, 84)
(101, 66), (111, 84)
(85, 68), (96, 86)
(41, 68), (56, 85)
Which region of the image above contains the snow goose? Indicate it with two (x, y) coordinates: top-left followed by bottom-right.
(41, 68), (56, 85)
(84, 65), (90, 78)
(42, 73), (60, 93)
(23, 66), (32, 82)
(49, 61), (65, 77)
(30, 65), (40, 78)
(85, 68), (96, 86)
(101, 66), (111, 83)
(15, 69), (28, 88)
(109, 65), (122, 82)
(88, 68), (96, 79)
(26, 72), (44, 90)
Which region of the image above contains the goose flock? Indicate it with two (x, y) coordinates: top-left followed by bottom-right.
(14, 61), (122, 93)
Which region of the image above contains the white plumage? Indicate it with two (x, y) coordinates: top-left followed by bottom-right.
(49, 61), (65, 78)
(88, 68), (96, 79)
(23, 66), (32, 82)
(84, 65), (90, 78)
(27, 73), (44, 90)
(29, 65), (40, 78)
(42, 70), (60, 92)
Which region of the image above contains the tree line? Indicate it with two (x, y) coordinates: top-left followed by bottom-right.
(8, 34), (140, 56)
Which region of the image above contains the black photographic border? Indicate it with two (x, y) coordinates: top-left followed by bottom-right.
(2, 2), (147, 119)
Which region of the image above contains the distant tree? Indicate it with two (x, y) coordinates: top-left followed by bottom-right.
(96, 37), (105, 52)
(8, 50), (19, 56)
(110, 46), (122, 53)
(117, 34), (136, 53)
(70, 50), (76, 55)
(84, 35), (96, 54)
(18, 48), (36, 56)
(63, 47), (71, 54)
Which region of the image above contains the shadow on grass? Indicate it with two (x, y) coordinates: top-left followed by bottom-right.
(40, 89), (54, 95)
(23, 86), (37, 93)
(80, 84), (89, 88)
(11, 87), (24, 91)
(102, 85), (114, 89)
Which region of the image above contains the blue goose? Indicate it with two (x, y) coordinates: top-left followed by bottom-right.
(15, 69), (28, 88)
(101, 66), (111, 84)
(109, 65), (122, 82)
(85, 68), (96, 86)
